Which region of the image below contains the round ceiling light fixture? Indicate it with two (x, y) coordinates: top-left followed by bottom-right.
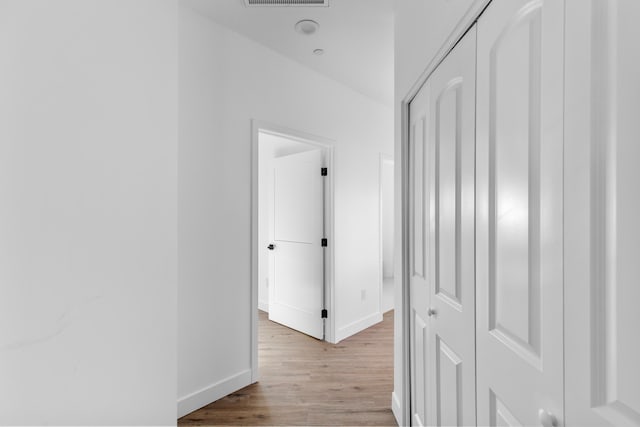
(295, 19), (319, 35)
(313, 48), (324, 55)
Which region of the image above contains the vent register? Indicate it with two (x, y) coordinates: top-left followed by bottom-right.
(244, 0), (328, 6)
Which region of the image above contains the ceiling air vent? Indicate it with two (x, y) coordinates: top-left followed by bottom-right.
(244, 0), (329, 6)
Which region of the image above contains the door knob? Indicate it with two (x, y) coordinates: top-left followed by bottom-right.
(427, 308), (437, 317)
(267, 244), (275, 250)
(538, 409), (558, 427)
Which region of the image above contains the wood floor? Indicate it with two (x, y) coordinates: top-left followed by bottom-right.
(179, 310), (397, 426)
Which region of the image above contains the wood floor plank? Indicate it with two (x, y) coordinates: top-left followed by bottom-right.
(179, 310), (397, 426)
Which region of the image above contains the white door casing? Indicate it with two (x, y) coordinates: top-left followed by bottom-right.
(409, 25), (477, 427)
(268, 149), (324, 340)
(564, 1), (640, 425)
(476, 0), (565, 425)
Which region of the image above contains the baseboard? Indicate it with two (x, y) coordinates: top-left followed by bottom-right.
(258, 300), (269, 312)
(391, 391), (403, 426)
(335, 311), (382, 343)
(177, 369), (252, 418)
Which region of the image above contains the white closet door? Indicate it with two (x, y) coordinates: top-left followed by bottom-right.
(409, 25), (477, 427)
(424, 26), (477, 427)
(564, 1), (640, 425)
(476, 0), (565, 425)
(408, 76), (430, 427)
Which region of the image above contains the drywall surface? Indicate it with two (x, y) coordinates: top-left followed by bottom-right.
(258, 133), (317, 312)
(392, 0), (476, 424)
(179, 4), (393, 416)
(0, 0), (178, 424)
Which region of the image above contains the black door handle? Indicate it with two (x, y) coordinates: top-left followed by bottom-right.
(267, 244), (275, 250)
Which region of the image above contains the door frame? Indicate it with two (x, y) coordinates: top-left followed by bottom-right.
(398, 1), (492, 424)
(379, 153), (394, 314)
(250, 119), (335, 382)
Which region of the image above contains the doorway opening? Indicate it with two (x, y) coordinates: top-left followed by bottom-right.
(243, 120), (396, 426)
(257, 128), (331, 340)
(251, 120), (335, 376)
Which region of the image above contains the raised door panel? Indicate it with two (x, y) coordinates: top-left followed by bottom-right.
(489, 4), (542, 365)
(426, 26), (477, 427)
(565, 1), (640, 425)
(476, 0), (564, 425)
(490, 391), (523, 427)
(435, 336), (463, 427)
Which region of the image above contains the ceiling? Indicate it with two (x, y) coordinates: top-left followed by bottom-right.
(184, 0), (394, 106)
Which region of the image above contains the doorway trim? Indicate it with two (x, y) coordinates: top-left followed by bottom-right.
(379, 153), (394, 314)
(250, 119), (335, 382)
(398, 0), (492, 424)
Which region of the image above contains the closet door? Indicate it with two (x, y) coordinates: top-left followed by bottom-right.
(409, 25), (477, 427)
(408, 76), (430, 427)
(424, 26), (477, 427)
(564, 1), (640, 425)
(476, 0), (565, 425)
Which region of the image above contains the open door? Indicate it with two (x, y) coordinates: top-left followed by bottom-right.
(268, 149), (325, 340)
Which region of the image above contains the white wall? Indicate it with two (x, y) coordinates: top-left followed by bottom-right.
(178, 4), (393, 417)
(392, 0), (476, 423)
(258, 133), (317, 312)
(0, 1), (178, 425)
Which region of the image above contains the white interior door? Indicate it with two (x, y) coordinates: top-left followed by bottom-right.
(476, 0), (565, 425)
(268, 149), (324, 340)
(564, 1), (640, 425)
(424, 25), (477, 427)
(409, 76), (431, 427)
(409, 25), (477, 427)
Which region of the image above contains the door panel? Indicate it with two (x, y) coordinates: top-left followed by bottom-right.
(435, 83), (462, 306)
(409, 79), (430, 427)
(564, 1), (640, 425)
(268, 149), (324, 340)
(409, 24), (477, 427)
(491, 390), (523, 427)
(477, 0), (564, 425)
(426, 26), (477, 427)
(435, 336), (462, 427)
(413, 118), (426, 279)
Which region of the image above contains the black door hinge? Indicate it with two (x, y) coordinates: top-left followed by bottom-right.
(321, 309), (328, 319)
(321, 167), (328, 176)
(321, 238), (328, 247)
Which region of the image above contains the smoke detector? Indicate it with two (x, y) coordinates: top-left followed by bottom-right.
(295, 20), (319, 35)
(244, 0), (328, 6)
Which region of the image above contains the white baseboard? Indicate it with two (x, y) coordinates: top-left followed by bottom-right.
(177, 369), (252, 418)
(335, 311), (382, 343)
(391, 391), (403, 426)
(258, 300), (269, 313)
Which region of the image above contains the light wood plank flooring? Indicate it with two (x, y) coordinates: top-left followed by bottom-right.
(179, 310), (397, 426)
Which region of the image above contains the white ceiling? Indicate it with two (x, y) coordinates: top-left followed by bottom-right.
(184, 0), (394, 106)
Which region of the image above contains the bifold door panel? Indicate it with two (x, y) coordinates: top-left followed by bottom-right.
(475, 0), (565, 425)
(564, 1), (640, 425)
(409, 24), (477, 427)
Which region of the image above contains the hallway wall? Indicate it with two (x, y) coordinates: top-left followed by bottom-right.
(178, 4), (393, 417)
(0, 1), (178, 425)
